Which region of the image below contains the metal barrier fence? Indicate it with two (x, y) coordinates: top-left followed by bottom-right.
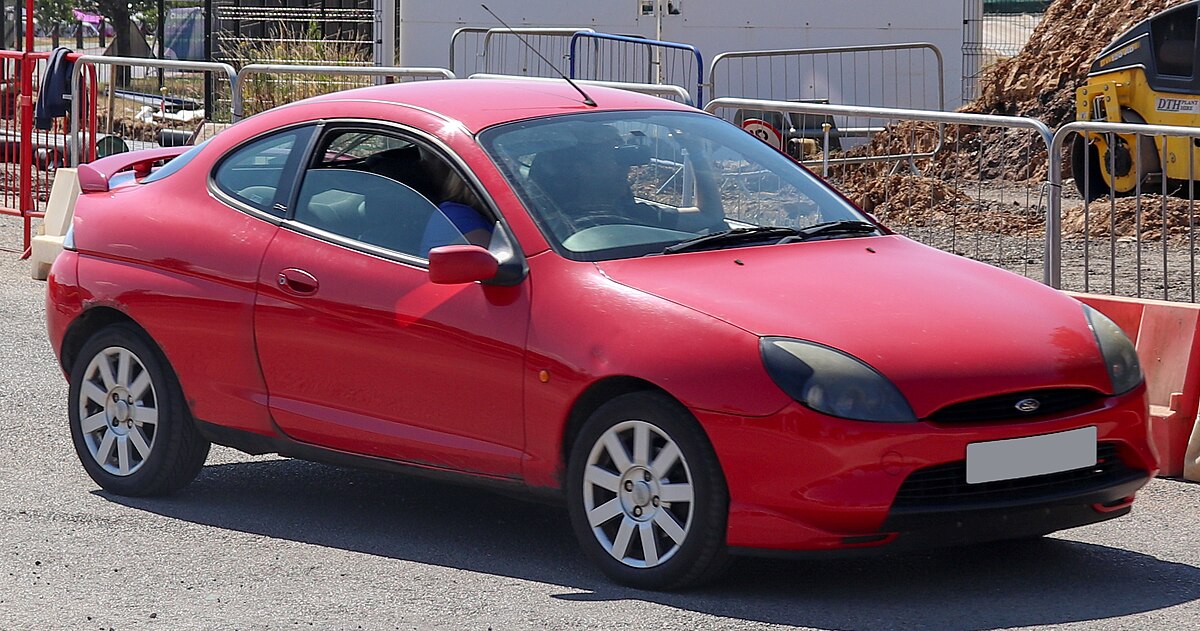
(0, 50), (98, 254)
(69, 56), (241, 168)
(1049, 121), (1200, 303)
(27, 51), (98, 211)
(569, 32), (704, 105)
(450, 27), (593, 79)
(237, 64), (455, 116)
(707, 44), (945, 167)
(707, 97), (1054, 284)
(708, 43), (945, 110)
(7, 43), (1194, 309)
(468, 73), (694, 106)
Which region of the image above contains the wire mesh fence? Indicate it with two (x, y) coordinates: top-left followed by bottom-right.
(709, 44), (945, 165)
(707, 98), (1054, 283)
(214, 0), (373, 67)
(962, 0), (1047, 103)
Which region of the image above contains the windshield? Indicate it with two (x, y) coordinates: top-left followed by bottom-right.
(479, 110), (871, 261)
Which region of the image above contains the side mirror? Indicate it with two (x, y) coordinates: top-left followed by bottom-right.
(428, 245), (499, 285)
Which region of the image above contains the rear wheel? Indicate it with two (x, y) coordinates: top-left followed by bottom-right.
(566, 392), (729, 590)
(68, 324), (210, 496)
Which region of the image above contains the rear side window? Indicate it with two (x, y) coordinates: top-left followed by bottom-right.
(213, 127), (313, 215)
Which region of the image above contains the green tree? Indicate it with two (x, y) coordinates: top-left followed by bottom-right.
(34, 0), (76, 47)
(75, 0), (159, 84)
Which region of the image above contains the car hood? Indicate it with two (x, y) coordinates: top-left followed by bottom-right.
(596, 235), (1112, 418)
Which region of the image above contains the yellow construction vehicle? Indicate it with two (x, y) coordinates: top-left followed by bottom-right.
(1074, 0), (1200, 199)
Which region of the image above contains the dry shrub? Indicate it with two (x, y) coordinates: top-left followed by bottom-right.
(226, 25), (375, 115)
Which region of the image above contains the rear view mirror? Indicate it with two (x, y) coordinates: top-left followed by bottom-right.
(428, 245), (499, 285)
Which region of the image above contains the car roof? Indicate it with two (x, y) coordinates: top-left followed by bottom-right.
(302, 78), (698, 133)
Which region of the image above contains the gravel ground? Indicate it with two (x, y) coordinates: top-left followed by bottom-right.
(0, 216), (1198, 631)
(884, 179), (1200, 302)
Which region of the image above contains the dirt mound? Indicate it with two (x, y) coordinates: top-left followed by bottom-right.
(839, 174), (1039, 234)
(840, 0), (1187, 186)
(968, 0), (1184, 127)
(1062, 195), (1200, 240)
(848, 174), (968, 221)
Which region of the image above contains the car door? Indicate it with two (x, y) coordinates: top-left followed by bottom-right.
(251, 124), (530, 479)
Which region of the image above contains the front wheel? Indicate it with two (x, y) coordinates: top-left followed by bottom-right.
(1072, 134), (1110, 201)
(68, 323), (210, 496)
(566, 392), (729, 590)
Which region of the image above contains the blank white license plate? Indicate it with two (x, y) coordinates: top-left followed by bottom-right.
(965, 426), (1097, 484)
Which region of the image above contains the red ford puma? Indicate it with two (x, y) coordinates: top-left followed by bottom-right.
(46, 79), (1154, 590)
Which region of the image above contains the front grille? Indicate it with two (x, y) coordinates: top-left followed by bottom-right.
(892, 442), (1132, 510)
(928, 388), (1102, 424)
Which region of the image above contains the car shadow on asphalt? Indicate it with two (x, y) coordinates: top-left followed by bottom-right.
(98, 457), (1200, 631)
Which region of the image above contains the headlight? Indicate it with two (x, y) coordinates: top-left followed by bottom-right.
(760, 337), (916, 422)
(1083, 304), (1143, 395)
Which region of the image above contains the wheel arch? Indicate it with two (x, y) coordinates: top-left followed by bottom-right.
(59, 306), (154, 375)
(558, 376), (708, 488)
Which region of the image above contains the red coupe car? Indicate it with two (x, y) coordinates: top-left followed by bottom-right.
(46, 79), (1155, 590)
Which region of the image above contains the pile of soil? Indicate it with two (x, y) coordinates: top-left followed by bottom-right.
(839, 0), (1186, 189)
(101, 116), (167, 143)
(970, 0), (1183, 127)
(1062, 194), (1200, 241)
(840, 174), (1042, 234)
(838, 121), (1043, 183)
(95, 100), (198, 144)
(848, 174), (969, 225)
(965, 0), (1186, 179)
(822, 0), (1193, 243)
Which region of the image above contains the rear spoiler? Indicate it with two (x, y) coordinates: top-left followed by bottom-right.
(77, 146), (192, 193)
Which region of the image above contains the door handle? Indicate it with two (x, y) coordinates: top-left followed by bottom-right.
(277, 268), (319, 296)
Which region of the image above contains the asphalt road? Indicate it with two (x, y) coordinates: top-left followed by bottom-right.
(1, 222), (1198, 631)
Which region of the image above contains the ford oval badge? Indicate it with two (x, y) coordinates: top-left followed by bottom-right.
(1015, 398), (1041, 413)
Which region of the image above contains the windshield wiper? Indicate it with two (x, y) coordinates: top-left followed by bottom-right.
(779, 220), (879, 243)
(662, 226), (800, 254)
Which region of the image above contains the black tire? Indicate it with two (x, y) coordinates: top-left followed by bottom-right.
(566, 392), (729, 590)
(67, 323), (210, 496)
(1071, 134), (1110, 201)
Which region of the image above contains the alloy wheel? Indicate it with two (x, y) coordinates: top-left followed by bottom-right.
(77, 346), (159, 476)
(581, 419), (695, 568)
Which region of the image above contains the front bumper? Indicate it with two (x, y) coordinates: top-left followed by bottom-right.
(698, 387), (1155, 553)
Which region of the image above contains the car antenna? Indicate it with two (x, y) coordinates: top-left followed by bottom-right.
(480, 4), (597, 107)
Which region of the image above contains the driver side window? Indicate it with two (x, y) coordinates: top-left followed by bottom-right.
(291, 129), (492, 259)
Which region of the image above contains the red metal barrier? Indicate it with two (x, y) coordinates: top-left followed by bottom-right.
(0, 50), (27, 238)
(0, 51), (97, 254)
